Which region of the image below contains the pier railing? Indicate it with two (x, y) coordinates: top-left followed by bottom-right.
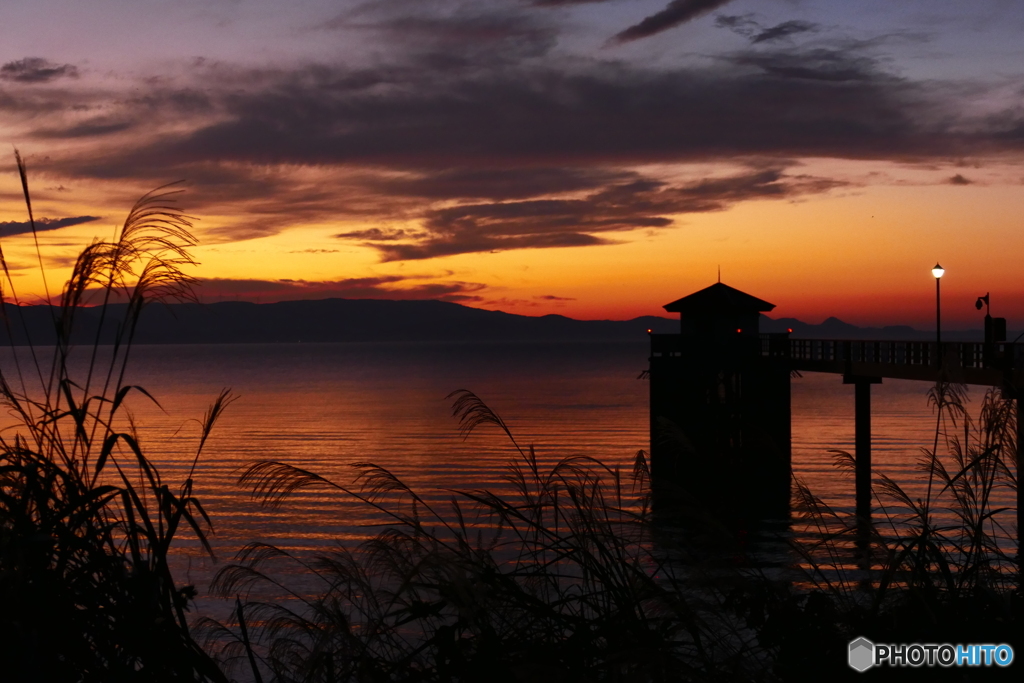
(650, 332), (1021, 386)
(759, 334), (1021, 386)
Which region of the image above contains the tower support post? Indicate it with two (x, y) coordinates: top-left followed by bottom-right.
(844, 375), (881, 523)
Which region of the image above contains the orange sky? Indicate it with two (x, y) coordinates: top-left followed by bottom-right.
(3, 159), (1021, 328)
(2, 1), (1023, 329)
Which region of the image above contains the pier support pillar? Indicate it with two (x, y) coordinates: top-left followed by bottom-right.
(844, 375), (882, 522)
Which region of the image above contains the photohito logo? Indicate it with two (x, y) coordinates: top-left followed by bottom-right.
(848, 638), (875, 672)
(848, 638), (1014, 671)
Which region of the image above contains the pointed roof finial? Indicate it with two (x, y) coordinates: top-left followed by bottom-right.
(717, 265), (721, 283)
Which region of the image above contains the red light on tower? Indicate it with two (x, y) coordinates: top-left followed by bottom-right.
(736, 328), (742, 333)
(787, 328), (793, 333)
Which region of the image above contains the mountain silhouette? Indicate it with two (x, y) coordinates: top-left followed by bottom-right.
(0, 299), (984, 345)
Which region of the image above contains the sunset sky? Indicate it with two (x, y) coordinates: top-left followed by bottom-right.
(1, 0), (1023, 328)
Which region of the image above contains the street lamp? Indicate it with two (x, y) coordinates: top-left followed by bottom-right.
(932, 263), (944, 357)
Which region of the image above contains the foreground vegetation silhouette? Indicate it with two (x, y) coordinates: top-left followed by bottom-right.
(0, 154), (227, 681)
(206, 389), (763, 682)
(211, 384), (1020, 682)
(739, 382), (1021, 681)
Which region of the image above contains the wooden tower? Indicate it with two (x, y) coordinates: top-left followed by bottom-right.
(648, 282), (791, 515)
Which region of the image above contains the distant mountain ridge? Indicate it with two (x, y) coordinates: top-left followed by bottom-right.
(0, 298), (988, 345)
(759, 314), (987, 342)
(0, 299), (677, 345)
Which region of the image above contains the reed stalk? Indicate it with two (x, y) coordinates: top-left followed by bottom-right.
(0, 153), (228, 682)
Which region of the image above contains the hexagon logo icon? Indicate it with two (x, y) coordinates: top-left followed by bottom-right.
(848, 637), (875, 672)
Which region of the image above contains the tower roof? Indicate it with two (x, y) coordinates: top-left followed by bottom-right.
(663, 282), (775, 314)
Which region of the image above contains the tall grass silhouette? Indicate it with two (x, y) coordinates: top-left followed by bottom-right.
(0, 153), (228, 681)
(217, 381), (1020, 681)
(207, 389), (765, 682)
(796, 383), (1017, 597)
(733, 382), (1021, 681)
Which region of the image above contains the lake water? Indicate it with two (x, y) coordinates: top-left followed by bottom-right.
(1, 341), (1015, 617)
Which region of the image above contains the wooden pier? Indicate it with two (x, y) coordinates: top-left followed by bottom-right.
(648, 283), (1022, 545)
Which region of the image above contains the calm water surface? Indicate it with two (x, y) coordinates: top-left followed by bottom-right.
(2, 342), (1012, 616)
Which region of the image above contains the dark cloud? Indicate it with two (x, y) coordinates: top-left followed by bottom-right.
(8, 17), (1023, 262)
(480, 295), (571, 309)
(714, 14), (758, 36)
(374, 167), (638, 201)
(142, 166), (423, 244)
(195, 276), (485, 303)
(128, 89), (214, 115)
(0, 215), (100, 237)
(35, 119), (135, 139)
(948, 174), (972, 185)
(715, 15), (818, 44)
(0, 86), (88, 116)
(728, 47), (882, 82)
(325, 5), (556, 67)
(199, 217), (319, 244)
(752, 21), (819, 44)
(352, 169), (844, 261)
(0, 57), (79, 84)
(334, 228), (418, 242)
(72, 46), (984, 181)
(612, 0), (737, 44)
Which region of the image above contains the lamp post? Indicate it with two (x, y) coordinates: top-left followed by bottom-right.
(932, 263), (944, 363)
